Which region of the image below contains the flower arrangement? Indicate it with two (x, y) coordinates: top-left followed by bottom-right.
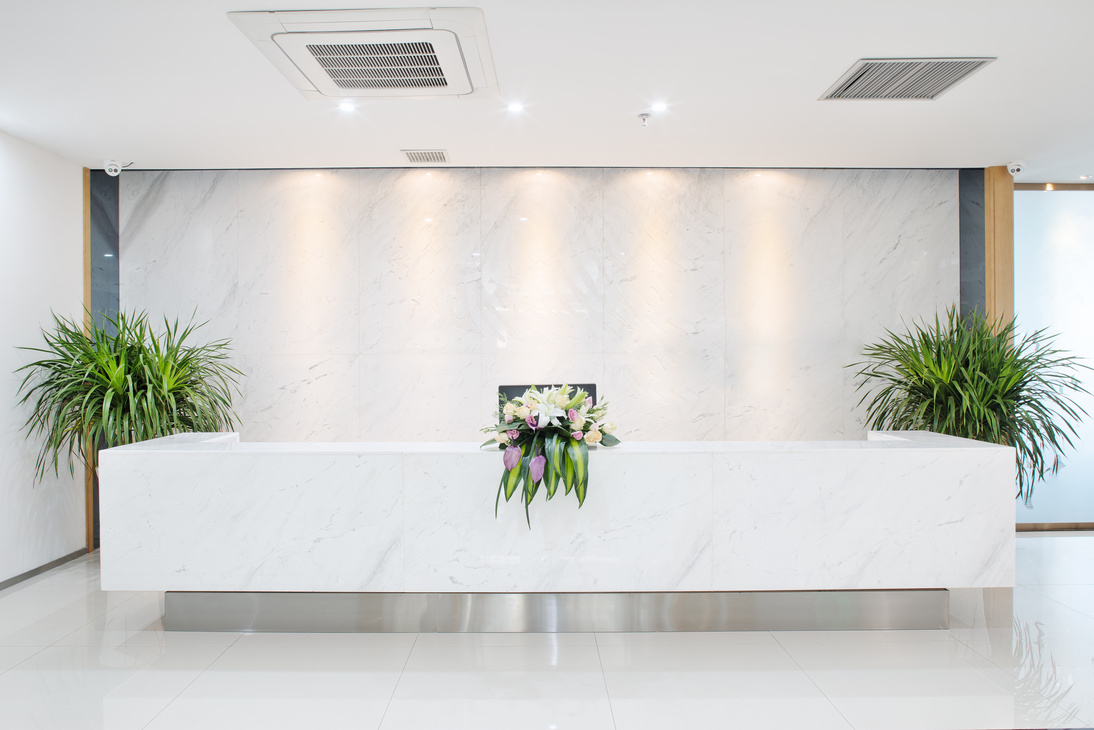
(481, 384), (620, 525)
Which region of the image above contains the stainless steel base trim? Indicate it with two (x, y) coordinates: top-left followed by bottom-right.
(165, 589), (949, 632)
(0, 549), (88, 593)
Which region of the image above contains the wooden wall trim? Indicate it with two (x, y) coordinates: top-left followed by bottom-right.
(984, 166), (1014, 325)
(82, 168), (93, 553)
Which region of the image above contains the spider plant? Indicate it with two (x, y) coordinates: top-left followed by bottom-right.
(16, 310), (241, 479)
(851, 307), (1088, 505)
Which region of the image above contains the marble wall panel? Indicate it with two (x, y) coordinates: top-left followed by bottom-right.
(724, 170), (847, 439)
(359, 353), (482, 441)
(120, 170), (240, 344)
(237, 169), (361, 356)
(480, 169), (605, 356)
(359, 169), (482, 355)
(120, 167), (959, 445)
(602, 169), (726, 441)
(237, 354), (361, 442)
(840, 169), (959, 435)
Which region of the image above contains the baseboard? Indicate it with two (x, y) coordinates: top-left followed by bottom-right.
(0, 549), (88, 592)
(1017, 522), (1094, 532)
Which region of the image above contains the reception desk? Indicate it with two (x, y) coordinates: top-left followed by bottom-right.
(98, 431), (1014, 630)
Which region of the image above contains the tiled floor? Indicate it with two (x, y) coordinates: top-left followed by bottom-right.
(1, 534), (1092, 729)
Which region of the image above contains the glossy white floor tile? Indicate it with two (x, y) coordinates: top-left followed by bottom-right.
(0, 534), (1093, 729)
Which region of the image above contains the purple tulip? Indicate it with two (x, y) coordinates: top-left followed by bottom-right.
(525, 415), (538, 429)
(502, 445), (521, 471)
(529, 455), (546, 483)
(507, 429), (520, 441)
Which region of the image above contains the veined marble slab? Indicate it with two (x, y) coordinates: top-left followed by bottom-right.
(98, 431), (1014, 592)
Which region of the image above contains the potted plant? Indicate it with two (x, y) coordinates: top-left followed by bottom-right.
(851, 307), (1088, 504)
(16, 310), (241, 479)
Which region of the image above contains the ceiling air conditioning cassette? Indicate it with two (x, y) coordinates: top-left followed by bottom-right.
(229, 7), (498, 99)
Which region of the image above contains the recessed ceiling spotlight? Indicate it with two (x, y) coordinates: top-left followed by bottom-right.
(651, 102), (668, 112)
(338, 101), (355, 112)
(507, 102), (524, 112)
(1081, 175), (1090, 180)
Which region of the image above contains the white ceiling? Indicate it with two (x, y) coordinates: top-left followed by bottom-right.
(1, 0), (1091, 182)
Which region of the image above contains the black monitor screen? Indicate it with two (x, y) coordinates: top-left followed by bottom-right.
(498, 384), (597, 406)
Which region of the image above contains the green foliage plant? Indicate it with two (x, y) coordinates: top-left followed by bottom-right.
(851, 307), (1088, 505)
(16, 310), (242, 479)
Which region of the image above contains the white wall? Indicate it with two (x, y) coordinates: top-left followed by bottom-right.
(120, 168), (958, 443)
(1015, 190), (1094, 523)
(0, 130), (84, 583)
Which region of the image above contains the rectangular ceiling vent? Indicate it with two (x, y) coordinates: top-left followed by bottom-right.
(229, 8), (498, 99)
(305, 41), (448, 90)
(821, 57), (995, 100)
(402, 149), (449, 163)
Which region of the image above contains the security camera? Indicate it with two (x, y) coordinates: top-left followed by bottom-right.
(1007, 161), (1024, 176)
(104, 160), (122, 176)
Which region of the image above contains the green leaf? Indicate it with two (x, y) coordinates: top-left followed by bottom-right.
(600, 433), (620, 447)
(567, 438), (590, 507)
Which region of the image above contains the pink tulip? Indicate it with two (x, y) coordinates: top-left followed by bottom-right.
(525, 415), (538, 429)
(504, 414), (513, 423)
(507, 429), (520, 441)
(585, 397), (593, 407)
(529, 455), (546, 483)
(568, 408), (579, 421)
(502, 445), (521, 471)
(572, 431), (583, 440)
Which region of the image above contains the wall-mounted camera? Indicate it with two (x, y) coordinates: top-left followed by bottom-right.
(1007, 161), (1024, 176)
(104, 160), (122, 177)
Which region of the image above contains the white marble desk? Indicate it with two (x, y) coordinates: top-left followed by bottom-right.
(98, 431), (1015, 594)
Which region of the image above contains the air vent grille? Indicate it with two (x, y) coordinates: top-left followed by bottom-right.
(822, 58), (994, 100)
(402, 149), (449, 163)
(307, 42), (448, 90)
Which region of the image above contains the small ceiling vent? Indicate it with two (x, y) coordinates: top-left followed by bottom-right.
(402, 149), (449, 163)
(229, 8), (497, 99)
(821, 57), (995, 100)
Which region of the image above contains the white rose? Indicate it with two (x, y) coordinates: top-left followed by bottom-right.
(584, 429), (602, 445)
(602, 421), (617, 435)
(515, 405), (531, 419)
(503, 401), (516, 416)
(494, 431), (510, 444)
